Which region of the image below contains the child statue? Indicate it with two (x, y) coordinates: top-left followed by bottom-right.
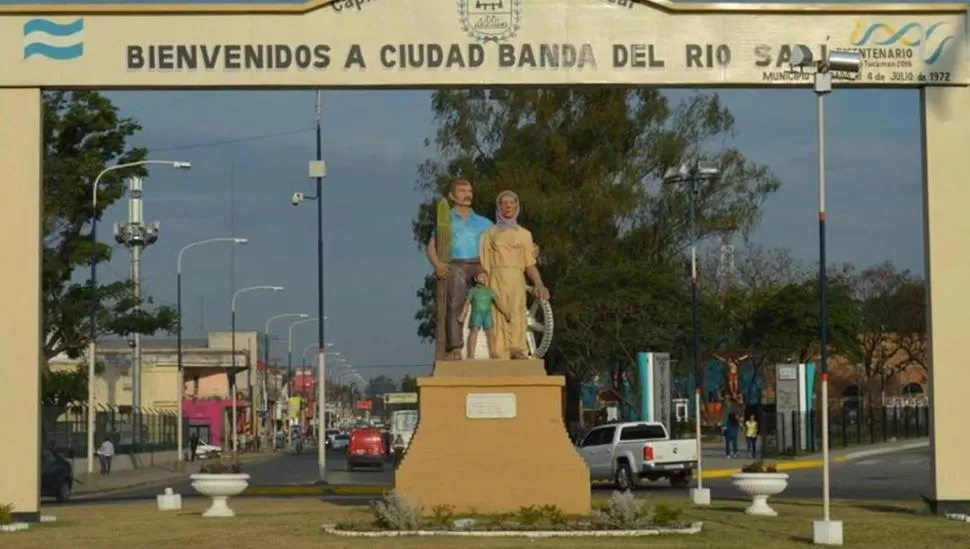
(460, 272), (510, 359)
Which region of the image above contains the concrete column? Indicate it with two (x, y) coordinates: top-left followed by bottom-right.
(0, 88), (43, 521)
(921, 86), (970, 515)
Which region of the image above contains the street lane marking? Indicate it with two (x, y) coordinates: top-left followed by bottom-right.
(898, 458), (926, 465)
(853, 459), (883, 466)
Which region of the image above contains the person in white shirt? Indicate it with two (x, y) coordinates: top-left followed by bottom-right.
(97, 438), (115, 476)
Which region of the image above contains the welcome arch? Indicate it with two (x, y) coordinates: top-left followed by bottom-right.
(1, 0), (966, 519)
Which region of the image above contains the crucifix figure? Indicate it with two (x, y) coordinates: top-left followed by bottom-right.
(713, 352), (748, 402)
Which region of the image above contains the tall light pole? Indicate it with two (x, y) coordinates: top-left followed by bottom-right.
(291, 90), (328, 482)
(287, 316), (320, 443)
(304, 345), (335, 438)
(175, 237), (247, 468)
(230, 285), (284, 454)
(788, 45), (862, 546)
(87, 159), (191, 476)
(264, 313), (309, 444)
(663, 161), (720, 506)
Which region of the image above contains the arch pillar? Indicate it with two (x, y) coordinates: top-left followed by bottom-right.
(0, 88), (43, 521)
(921, 85), (970, 514)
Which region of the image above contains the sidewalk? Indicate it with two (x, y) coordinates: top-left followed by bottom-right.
(73, 451), (279, 496)
(699, 437), (929, 478)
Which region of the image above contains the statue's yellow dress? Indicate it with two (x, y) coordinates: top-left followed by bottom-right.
(480, 226), (536, 359)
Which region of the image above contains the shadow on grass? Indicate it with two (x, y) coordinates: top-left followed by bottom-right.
(851, 502), (927, 516)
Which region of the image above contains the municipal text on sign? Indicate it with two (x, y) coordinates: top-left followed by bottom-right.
(466, 393), (517, 419)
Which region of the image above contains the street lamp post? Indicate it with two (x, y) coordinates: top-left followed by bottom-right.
(175, 237), (247, 468)
(663, 161), (720, 506)
(303, 345), (336, 438)
(264, 313), (309, 445)
(87, 159), (191, 476)
(286, 316), (320, 444)
(230, 285), (285, 455)
(788, 45), (863, 546)
(290, 91), (329, 482)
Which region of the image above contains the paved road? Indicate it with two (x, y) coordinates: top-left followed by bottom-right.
(61, 448), (930, 505)
(701, 448), (930, 501)
(60, 449), (393, 504)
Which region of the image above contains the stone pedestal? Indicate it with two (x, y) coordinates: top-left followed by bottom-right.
(395, 359), (590, 514)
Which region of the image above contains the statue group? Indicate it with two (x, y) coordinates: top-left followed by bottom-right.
(427, 179), (552, 361)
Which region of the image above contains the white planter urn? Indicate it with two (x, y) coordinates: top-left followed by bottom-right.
(189, 473), (251, 517)
(731, 472), (790, 516)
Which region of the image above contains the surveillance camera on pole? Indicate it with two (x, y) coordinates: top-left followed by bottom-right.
(292, 192), (305, 206)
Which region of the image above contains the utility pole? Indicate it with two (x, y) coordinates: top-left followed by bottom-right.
(312, 90), (328, 483)
(114, 176), (160, 449)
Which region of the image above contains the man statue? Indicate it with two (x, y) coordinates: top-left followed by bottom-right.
(480, 190), (550, 359)
(427, 178), (494, 360)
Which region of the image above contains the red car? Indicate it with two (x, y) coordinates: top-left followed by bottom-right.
(347, 427), (386, 470)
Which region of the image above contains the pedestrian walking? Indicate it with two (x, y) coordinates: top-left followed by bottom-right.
(189, 433), (199, 462)
(745, 414), (759, 458)
(722, 400), (740, 459)
(97, 437), (115, 475)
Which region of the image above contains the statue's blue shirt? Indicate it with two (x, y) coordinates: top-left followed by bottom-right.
(439, 209), (493, 260)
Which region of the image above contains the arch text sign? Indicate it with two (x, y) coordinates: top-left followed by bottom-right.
(0, 0), (966, 88)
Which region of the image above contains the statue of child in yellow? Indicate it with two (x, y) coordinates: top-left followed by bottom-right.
(479, 190), (551, 360)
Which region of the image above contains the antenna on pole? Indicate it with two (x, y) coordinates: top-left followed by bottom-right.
(314, 90), (322, 122)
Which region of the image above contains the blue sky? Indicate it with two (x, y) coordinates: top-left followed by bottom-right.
(93, 86), (925, 385)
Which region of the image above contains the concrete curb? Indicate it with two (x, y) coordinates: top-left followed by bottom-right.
(243, 484), (390, 497)
(699, 456), (849, 480)
(841, 440), (929, 461)
(73, 453), (280, 497)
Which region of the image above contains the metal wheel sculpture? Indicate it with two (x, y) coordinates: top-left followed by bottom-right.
(460, 285), (553, 359)
(525, 284), (554, 359)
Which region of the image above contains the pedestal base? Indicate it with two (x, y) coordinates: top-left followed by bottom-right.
(689, 487), (711, 506)
(812, 520), (844, 545)
(202, 496), (234, 518)
(395, 360), (590, 514)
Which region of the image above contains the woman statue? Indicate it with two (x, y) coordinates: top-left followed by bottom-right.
(479, 190), (550, 359)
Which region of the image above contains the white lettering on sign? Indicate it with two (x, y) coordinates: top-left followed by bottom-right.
(778, 365), (798, 381)
(466, 393), (517, 419)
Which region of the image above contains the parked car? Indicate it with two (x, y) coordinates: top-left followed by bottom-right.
(331, 433), (350, 451)
(194, 439), (222, 460)
(324, 428), (341, 448)
(346, 427), (385, 470)
(41, 447), (73, 502)
(576, 421), (698, 490)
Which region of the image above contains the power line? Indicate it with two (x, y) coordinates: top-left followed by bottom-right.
(349, 363), (434, 370)
(148, 127), (315, 152)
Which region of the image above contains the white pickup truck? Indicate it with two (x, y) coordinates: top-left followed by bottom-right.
(576, 421), (698, 490)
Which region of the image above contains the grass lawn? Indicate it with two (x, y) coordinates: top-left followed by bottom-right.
(4, 496), (967, 548)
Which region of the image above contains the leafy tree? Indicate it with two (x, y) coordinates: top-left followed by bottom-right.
(852, 262), (924, 399)
(42, 365), (88, 409)
(411, 88), (781, 380)
(398, 374), (418, 393)
(555, 261), (690, 385)
(43, 91), (176, 363)
(890, 278), (927, 374)
(742, 279), (860, 366)
(365, 375), (398, 399)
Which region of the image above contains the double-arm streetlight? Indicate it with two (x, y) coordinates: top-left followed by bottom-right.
(175, 237), (247, 467)
(663, 161), (720, 506)
(230, 285), (285, 453)
(86, 159), (191, 476)
(286, 316), (319, 443)
(788, 45), (863, 545)
(264, 313), (309, 440)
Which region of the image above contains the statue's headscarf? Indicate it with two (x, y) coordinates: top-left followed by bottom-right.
(495, 190), (520, 230)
